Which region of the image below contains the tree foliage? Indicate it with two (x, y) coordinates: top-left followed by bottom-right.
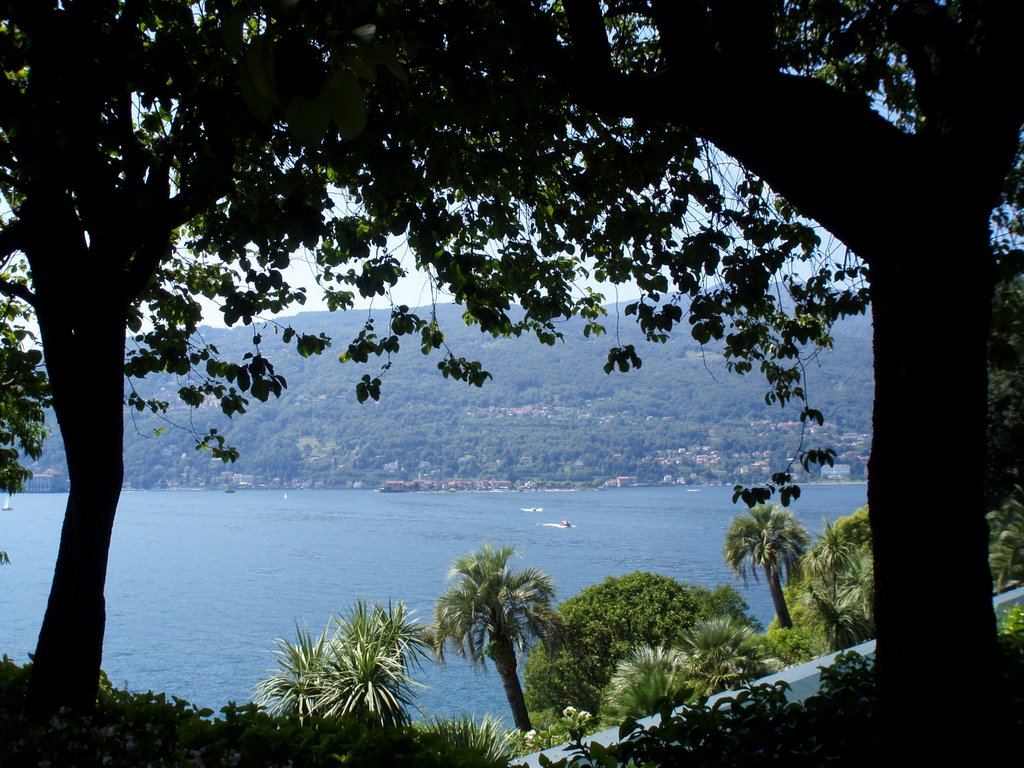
(0, 280), (47, 494)
(988, 277), (1024, 503)
(524, 571), (752, 715)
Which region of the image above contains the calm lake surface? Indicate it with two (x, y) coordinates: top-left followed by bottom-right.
(1, 484), (866, 722)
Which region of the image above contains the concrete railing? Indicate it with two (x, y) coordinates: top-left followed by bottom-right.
(517, 585), (1024, 767)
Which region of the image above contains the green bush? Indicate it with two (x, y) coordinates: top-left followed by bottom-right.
(507, 706), (600, 757)
(998, 603), (1024, 661)
(531, 653), (881, 768)
(761, 626), (816, 667)
(524, 572), (753, 714)
(0, 657), (504, 768)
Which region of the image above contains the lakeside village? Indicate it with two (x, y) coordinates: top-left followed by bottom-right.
(19, 420), (870, 493)
(376, 460), (863, 493)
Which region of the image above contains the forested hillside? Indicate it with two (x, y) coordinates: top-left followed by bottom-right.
(35, 303), (872, 490)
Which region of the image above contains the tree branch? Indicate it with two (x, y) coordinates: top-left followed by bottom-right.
(504, 2), (1019, 261)
(562, 0), (614, 75)
(0, 276), (35, 307)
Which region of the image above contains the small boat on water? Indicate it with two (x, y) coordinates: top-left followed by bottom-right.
(541, 520), (573, 528)
(520, 507), (544, 512)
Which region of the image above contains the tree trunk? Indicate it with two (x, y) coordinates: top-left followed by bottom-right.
(867, 222), (1005, 759)
(492, 636), (532, 731)
(25, 292), (126, 718)
(765, 565), (792, 629)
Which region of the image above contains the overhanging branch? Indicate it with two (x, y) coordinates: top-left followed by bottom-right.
(0, 276), (35, 306)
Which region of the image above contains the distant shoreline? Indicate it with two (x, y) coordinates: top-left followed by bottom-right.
(102, 479), (872, 494)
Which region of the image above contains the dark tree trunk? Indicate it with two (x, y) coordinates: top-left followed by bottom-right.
(866, 219), (1004, 758)
(765, 566), (793, 629)
(25, 285), (126, 719)
(492, 636), (532, 731)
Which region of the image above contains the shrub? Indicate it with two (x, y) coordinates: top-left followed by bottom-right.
(252, 600), (430, 727)
(0, 657), (503, 768)
(761, 626), (816, 667)
(507, 705), (599, 758)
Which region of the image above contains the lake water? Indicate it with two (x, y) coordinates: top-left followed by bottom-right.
(1, 484), (866, 722)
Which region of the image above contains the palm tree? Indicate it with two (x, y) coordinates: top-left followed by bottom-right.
(723, 504), (810, 629)
(801, 550), (875, 651)
(799, 517), (875, 651)
(433, 542), (558, 731)
(253, 600), (430, 727)
(677, 615), (777, 698)
(802, 518), (858, 589)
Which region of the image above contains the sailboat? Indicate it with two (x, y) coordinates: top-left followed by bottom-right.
(2, 495), (11, 511)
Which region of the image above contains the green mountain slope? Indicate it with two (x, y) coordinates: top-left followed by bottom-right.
(36, 303), (873, 489)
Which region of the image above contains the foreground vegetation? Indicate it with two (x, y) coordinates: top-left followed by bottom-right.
(5, 608), (1022, 768)
(0, 658), (503, 768)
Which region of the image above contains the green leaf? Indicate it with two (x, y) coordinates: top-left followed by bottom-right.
(221, 9), (246, 56)
(285, 93), (332, 147)
(327, 70), (367, 140)
(244, 36), (277, 102)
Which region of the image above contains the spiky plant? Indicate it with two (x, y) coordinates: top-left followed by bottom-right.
(989, 488), (1024, 593)
(253, 600), (429, 727)
(418, 714), (516, 763)
(801, 550), (875, 651)
(252, 622), (332, 721)
(317, 600), (431, 727)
